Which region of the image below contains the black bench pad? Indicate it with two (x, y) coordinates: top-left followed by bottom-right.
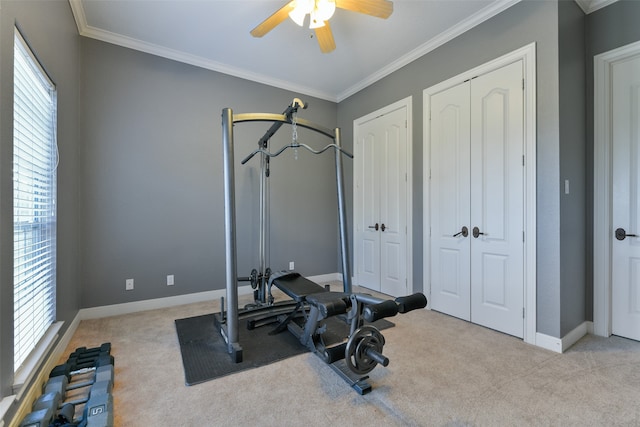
(306, 292), (350, 318)
(271, 273), (327, 302)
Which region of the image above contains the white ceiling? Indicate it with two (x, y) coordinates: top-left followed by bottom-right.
(69, 0), (614, 102)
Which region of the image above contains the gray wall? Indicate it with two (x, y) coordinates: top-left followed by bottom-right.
(0, 0), (80, 417)
(584, 0), (640, 322)
(338, 0), (565, 337)
(79, 39), (340, 307)
(559, 0), (587, 336)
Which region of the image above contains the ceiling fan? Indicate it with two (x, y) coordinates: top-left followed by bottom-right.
(250, 0), (394, 53)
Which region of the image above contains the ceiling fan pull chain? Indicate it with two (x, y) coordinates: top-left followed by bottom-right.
(291, 110), (299, 160)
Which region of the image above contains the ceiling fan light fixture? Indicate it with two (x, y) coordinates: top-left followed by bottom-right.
(289, 8), (307, 26)
(308, 13), (325, 29)
(314, 0), (336, 22)
(289, 0), (314, 26)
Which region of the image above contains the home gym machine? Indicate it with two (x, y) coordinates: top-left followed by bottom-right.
(215, 98), (426, 394)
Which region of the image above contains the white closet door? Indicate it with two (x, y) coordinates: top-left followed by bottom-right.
(469, 60), (524, 338)
(430, 81), (472, 320)
(429, 61), (524, 338)
(379, 107), (408, 297)
(611, 54), (640, 342)
(355, 125), (381, 290)
(355, 106), (408, 296)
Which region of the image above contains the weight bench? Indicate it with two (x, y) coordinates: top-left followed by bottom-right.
(268, 271), (427, 394)
(266, 272), (331, 334)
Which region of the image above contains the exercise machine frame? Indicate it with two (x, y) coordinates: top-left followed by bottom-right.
(219, 99), (353, 363)
(216, 99), (427, 394)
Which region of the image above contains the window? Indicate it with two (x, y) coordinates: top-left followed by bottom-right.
(13, 29), (57, 372)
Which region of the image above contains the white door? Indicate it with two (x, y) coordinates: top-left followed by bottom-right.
(355, 106), (408, 296)
(430, 81), (472, 320)
(469, 61), (524, 337)
(611, 53), (640, 342)
(430, 61), (524, 338)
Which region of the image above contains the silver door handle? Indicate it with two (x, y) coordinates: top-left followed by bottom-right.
(368, 223), (379, 231)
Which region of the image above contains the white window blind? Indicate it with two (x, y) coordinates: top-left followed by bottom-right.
(13, 29), (57, 372)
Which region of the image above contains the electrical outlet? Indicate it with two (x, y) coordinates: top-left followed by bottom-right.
(289, 261), (295, 270)
(125, 278), (134, 291)
(167, 274), (175, 286)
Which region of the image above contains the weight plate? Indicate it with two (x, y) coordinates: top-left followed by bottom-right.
(345, 325), (386, 375)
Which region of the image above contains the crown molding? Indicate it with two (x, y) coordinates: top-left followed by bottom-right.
(70, 0), (526, 103)
(68, 0), (337, 102)
(574, 0), (619, 14)
(336, 0), (521, 101)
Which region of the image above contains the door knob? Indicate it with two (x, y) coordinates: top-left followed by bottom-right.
(472, 227), (486, 238)
(453, 226), (469, 238)
(615, 227), (638, 241)
(381, 223), (386, 232)
(368, 223), (379, 231)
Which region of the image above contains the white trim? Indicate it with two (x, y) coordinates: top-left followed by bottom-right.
(68, 0), (520, 103)
(68, 0), (336, 102)
(337, 0), (521, 101)
(574, 0), (620, 14)
(534, 332), (562, 353)
(352, 96), (414, 297)
(308, 272), (342, 284)
(79, 286), (252, 320)
(0, 396), (13, 426)
(78, 273), (341, 320)
(535, 321), (590, 353)
(13, 322), (63, 398)
(593, 40), (640, 338)
(422, 43), (537, 345)
(8, 316), (81, 427)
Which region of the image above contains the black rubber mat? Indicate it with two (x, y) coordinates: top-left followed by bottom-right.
(175, 312), (393, 386)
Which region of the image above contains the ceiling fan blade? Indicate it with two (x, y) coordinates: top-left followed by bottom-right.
(335, 0), (393, 19)
(250, 1), (295, 37)
(315, 22), (336, 53)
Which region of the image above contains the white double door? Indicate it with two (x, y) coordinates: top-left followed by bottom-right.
(355, 104), (408, 297)
(430, 61), (524, 338)
(611, 53), (640, 342)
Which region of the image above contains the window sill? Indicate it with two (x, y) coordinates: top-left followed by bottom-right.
(12, 321), (63, 399)
(0, 394), (14, 426)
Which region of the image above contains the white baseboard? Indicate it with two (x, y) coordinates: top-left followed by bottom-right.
(79, 286), (253, 320)
(79, 272), (343, 320)
(535, 321), (590, 353)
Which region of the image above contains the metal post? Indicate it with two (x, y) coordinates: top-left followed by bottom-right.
(221, 108), (242, 361)
(258, 151), (268, 302)
(334, 128), (353, 294)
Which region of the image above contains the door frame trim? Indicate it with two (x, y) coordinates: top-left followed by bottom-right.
(353, 96), (413, 296)
(593, 40), (640, 337)
(423, 43), (537, 345)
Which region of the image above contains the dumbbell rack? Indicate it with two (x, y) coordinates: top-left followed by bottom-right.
(19, 343), (115, 427)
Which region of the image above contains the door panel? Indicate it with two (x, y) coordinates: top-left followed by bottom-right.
(470, 60), (524, 338)
(355, 106), (408, 296)
(612, 54), (640, 341)
(356, 130), (380, 290)
(430, 81), (471, 320)
(380, 108), (408, 296)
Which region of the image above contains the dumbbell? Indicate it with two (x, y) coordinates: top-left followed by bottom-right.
(50, 354), (114, 382)
(45, 364), (114, 401)
(42, 373), (114, 426)
(19, 391), (61, 427)
(48, 343), (111, 376)
(66, 343), (111, 370)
